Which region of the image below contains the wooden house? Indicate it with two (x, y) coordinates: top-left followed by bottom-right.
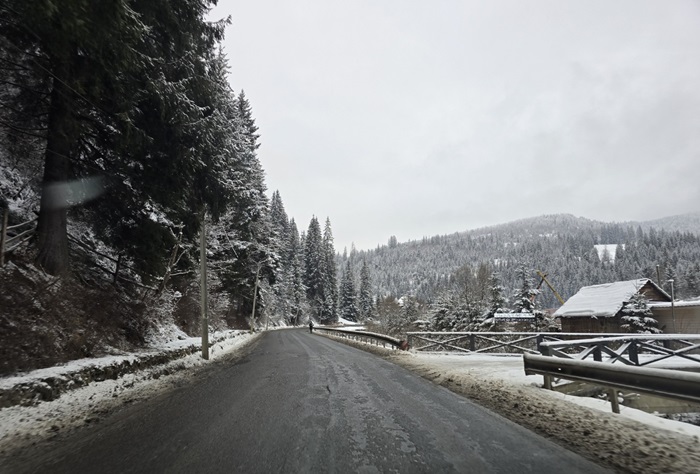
(648, 299), (700, 334)
(554, 278), (671, 333)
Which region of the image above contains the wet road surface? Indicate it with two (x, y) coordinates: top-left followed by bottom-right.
(6, 329), (609, 473)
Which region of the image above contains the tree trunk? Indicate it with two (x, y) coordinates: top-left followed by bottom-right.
(36, 72), (72, 275)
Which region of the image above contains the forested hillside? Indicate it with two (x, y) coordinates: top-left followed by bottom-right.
(1, 1), (698, 373)
(0, 1), (341, 374)
(339, 213), (700, 329)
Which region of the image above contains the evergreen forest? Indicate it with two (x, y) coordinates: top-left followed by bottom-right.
(340, 213), (700, 335)
(0, 0), (342, 374)
(1, 2), (699, 374)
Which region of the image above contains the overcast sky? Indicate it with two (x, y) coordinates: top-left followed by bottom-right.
(210, 0), (700, 252)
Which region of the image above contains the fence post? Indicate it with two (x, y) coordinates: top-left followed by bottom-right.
(0, 208), (8, 267)
(469, 334), (476, 352)
(628, 341), (639, 365)
(593, 343), (602, 362)
(536, 334), (544, 354)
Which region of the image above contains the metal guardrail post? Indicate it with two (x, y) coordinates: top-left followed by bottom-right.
(538, 343), (553, 390)
(524, 353), (700, 407)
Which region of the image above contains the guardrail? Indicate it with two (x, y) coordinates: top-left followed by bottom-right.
(315, 327), (409, 350)
(406, 332), (637, 355)
(539, 334), (700, 366)
(523, 353), (700, 413)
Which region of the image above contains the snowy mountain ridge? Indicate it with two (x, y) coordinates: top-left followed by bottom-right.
(343, 212), (700, 309)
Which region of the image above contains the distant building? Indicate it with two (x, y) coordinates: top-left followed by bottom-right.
(554, 278), (671, 333)
(648, 298), (700, 334)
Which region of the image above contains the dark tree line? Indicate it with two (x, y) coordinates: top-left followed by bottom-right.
(1, 0), (236, 276)
(1, 1), (366, 331)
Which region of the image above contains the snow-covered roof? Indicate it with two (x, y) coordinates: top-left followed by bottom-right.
(494, 313), (535, 320)
(554, 278), (668, 319)
(648, 299), (700, 309)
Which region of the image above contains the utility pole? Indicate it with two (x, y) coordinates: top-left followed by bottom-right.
(667, 279), (676, 333)
(200, 211), (209, 360)
(250, 262), (262, 331)
(0, 208), (8, 267)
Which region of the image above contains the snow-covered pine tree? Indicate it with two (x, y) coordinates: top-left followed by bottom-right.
(1, 0), (147, 274)
(339, 262), (359, 321)
(266, 191), (291, 322)
(511, 264), (548, 330)
(206, 79), (276, 326)
(429, 293), (455, 332)
(322, 218), (338, 323)
(286, 219), (307, 325)
(358, 260), (374, 321)
(85, 3), (235, 282)
(512, 264), (538, 313)
(488, 272), (508, 316)
(304, 216), (325, 320)
(684, 263), (700, 298)
(620, 292), (661, 334)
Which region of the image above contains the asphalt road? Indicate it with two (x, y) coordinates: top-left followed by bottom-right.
(7, 329), (609, 473)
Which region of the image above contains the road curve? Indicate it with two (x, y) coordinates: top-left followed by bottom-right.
(7, 329), (609, 473)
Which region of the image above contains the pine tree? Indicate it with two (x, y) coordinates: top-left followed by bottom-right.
(512, 264), (537, 313)
(1, 0), (147, 274)
(322, 218), (338, 323)
(684, 263), (700, 298)
(488, 272), (508, 316)
(339, 262), (359, 321)
(286, 219), (307, 325)
(203, 74), (274, 325)
(304, 216), (325, 319)
(358, 260), (374, 321)
(620, 292), (661, 334)
(430, 293), (455, 331)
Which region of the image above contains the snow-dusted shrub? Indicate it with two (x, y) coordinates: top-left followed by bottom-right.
(620, 293), (661, 334)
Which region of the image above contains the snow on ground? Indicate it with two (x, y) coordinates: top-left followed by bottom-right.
(0, 330), (260, 458)
(387, 351), (700, 474)
(3, 330), (699, 474)
(401, 353), (700, 438)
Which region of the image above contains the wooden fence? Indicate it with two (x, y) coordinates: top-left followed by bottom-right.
(407, 332), (700, 363)
(0, 208), (36, 266)
(406, 332), (638, 355)
(538, 334), (700, 366)
(0, 208), (168, 293)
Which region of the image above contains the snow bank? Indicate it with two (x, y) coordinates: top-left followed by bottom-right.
(388, 352), (700, 474)
(0, 330), (259, 457)
(0, 330), (251, 408)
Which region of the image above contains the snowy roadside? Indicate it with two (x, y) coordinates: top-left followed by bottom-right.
(0, 330), (251, 408)
(317, 333), (700, 474)
(0, 330), (260, 458)
(389, 352), (700, 474)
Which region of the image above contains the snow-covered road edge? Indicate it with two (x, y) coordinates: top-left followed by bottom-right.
(0, 330), (261, 458)
(0, 330), (253, 408)
(318, 333), (700, 474)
